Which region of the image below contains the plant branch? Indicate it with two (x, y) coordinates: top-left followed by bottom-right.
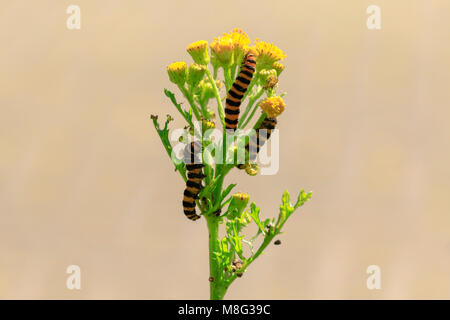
(205, 68), (225, 127)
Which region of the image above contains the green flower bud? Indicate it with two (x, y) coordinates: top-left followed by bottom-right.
(187, 63), (206, 89)
(272, 62), (284, 76)
(186, 40), (210, 65)
(167, 61), (187, 86)
(228, 192), (250, 219)
(199, 79), (222, 100)
(259, 69), (277, 86)
(206, 108), (215, 119)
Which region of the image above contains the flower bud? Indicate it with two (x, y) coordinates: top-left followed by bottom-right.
(205, 108), (216, 119)
(186, 40), (210, 65)
(232, 192), (249, 209)
(202, 118), (215, 131)
(227, 192), (250, 219)
(245, 163), (259, 176)
(199, 79), (222, 100)
(272, 62), (284, 76)
(167, 61), (187, 86)
(187, 63), (206, 89)
(264, 74), (278, 89)
(259, 69), (278, 88)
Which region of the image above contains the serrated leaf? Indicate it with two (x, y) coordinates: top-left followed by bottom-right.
(249, 202), (265, 234)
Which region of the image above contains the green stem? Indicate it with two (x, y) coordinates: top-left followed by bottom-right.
(225, 231), (277, 287)
(253, 112), (267, 129)
(205, 68), (225, 127)
(178, 85), (202, 121)
(241, 73), (259, 104)
(239, 88), (265, 129)
(199, 165), (231, 200)
(206, 214), (227, 300)
(224, 67), (233, 92)
(241, 103), (259, 129)
(164, 89), (194, 128)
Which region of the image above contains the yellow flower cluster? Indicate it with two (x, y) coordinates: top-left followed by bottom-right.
(210, 28), (250, 67)
(259, 96), (286, 118)
(210, 35), (234, 66)
(185, 29), (286, 72)
(254, 39), (286, 69)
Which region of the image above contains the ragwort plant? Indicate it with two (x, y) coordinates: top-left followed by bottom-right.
(151, 28), (312, 300)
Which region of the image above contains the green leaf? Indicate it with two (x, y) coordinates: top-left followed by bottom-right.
(249, 202), (265, 235)
(221, 184), (236, 203)
(221, 237), (229, 254)
(164, 88), (193, 127)
(276, 189), (313, 231)
(151, 114), (187, 181)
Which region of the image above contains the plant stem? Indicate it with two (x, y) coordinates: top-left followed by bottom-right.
(224, 66), (233, 92)
(252, 112), (267, 131)
(239, 87), (265, 129)
(225, 231), (277, 287)
(151, 117), (187, 182)
(206, 215), (227, 300)
(205, 68), (225, 127)
(178, 85), (202, 120)
(164, 89), (195, 128)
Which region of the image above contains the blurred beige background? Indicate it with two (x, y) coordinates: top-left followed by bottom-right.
(1, 0), (449, 299)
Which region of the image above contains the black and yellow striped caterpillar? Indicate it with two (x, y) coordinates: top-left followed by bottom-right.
(225, 53), (257, 130)
(237, 117), (277, 169)
(182, 141), (205, 221)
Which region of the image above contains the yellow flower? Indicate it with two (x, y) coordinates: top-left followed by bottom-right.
(210, 34), (234, 67)
(202, 118), (215, 130)
(210, 28), (252, 67)
(253, 39), (286, 69)
(259, 96), (285, 118)
(186, 40), (210, 65)
(228, 28), (250, 49)
(228, 28), (251, 62)
(272, 62), (284, 76)
(167, 61), (187, 85)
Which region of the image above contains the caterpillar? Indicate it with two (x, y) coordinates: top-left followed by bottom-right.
(225, 53), (257, 130)
(182, 141), (205, 221)
(237, 117), (277, 169)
